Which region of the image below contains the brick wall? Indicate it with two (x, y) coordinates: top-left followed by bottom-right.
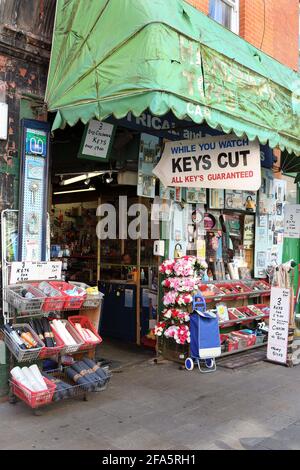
(240, 0), (299, 71)
(187, 0), (299, 71)
(186, 0), (209, 14)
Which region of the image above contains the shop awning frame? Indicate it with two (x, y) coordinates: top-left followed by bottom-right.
(45, 0), (300, 156)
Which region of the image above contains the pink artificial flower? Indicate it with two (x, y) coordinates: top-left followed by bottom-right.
(154, 321), (166, 337)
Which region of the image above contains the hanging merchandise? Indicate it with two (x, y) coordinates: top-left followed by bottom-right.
(243, 215), (255, 249)
(255, 171), (287, 278)
(18, 120), (50, 262)
(137, 133), (160, 198)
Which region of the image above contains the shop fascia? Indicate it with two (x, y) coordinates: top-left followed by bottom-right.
(107, 112), (274, 169)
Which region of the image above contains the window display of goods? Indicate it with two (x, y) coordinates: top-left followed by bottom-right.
(29, 317), (64, 358)
(2, 323), (44, 362)
(68, 315), (102, 349)
(50, 319), (83, 354)
(30, 281), (65, 312)
(48, 281), (86, 310)
(5, 284), (46, 314)
(10, 365), (56, 408)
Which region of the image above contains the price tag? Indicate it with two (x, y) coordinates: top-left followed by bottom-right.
(10, 261), (62, 284)
(284, 205), (300, 239)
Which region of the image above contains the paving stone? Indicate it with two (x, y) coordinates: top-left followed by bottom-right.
(2, 358), (300, 450)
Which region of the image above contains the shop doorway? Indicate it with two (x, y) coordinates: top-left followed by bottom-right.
(49, 121), (158, 365)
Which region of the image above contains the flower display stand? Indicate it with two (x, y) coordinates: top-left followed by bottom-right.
(157, 337), (189, 364)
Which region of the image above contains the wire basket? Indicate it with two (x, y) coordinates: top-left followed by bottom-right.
(30, 282), (66, 312)
(4, 284), (45, 315)
(49, 319), (83, 354)
(71, 282), (103, 309)
(4, 324), (44, 363)
(10, 377), (56, 409)
(47, 366), (111, 400)
(39, 331), (65, 359)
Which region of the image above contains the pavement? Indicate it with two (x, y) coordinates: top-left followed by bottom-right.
(1, 348), (300, 450)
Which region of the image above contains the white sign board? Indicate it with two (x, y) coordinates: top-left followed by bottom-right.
(267, 287), (291, 364)
(153, 134), (261, 190)
(284, 204), (300, 239)
(10, 261), (62, 284)
(0, 102), (8, 140)
(80, 120), (114, 160)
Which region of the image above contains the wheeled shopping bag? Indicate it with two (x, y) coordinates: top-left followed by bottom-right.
(185, 293), (221, 373)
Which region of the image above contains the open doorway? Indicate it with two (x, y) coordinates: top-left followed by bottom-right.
(49, 120), (158, 367)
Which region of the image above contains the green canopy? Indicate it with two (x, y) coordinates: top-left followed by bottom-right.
(45, 0), (300, 155)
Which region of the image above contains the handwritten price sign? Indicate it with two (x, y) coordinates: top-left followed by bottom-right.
(267, 287), (291, 364)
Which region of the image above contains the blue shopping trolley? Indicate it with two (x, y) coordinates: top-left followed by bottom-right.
(185, 293), (221, 373)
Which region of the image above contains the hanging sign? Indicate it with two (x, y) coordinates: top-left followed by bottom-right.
(10, 261), (62, 284)
(284, 204), (300, 239)
(267, 287), (291, 364)
(153, 134), (261, 190)
(78, 120), (115, 161)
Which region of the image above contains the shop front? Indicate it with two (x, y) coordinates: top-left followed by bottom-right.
(2, 0), (300, 406)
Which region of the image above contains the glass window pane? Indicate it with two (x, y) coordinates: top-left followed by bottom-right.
(209, 0), (233, 31)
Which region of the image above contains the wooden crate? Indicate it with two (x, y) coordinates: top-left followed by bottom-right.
(158, 336), (189, 364)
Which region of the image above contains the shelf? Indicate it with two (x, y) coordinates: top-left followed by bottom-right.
(202, 289), (270, 303)
(219, 313), (269, 328)
(220, 343), (267, 358)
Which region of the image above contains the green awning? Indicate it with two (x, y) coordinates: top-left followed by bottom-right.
(45, 0), (300, 155)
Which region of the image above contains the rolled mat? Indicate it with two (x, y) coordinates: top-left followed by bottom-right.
(82, 357), (109, 384)
(65, 366), (92, 391)
(71, 362), (99, 390)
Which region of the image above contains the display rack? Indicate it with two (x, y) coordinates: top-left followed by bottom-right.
(2, 272), (108, 414)
(200, 280), (271, 356)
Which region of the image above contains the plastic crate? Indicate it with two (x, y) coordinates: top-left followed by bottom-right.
(198, 284), (223, 300)
(247, 304), (268, 317)
(71, 282), (103, 309)
(255, 334), (266, 345)
(30, 282), (65, 312)
(39, 331), (65, 359)
(4, 323), (44, 363)
(231, 331), (256, 348)
(5, 284), (45, 315)
(68, 315), (103, 350)
(48, 281), (86, 310)
(49, 319), (83, 354)
(10, 377), (56, 409)
(228, 308), (247, 320)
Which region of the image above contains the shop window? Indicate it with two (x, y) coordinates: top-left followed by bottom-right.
(209, 0), (239, 34)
